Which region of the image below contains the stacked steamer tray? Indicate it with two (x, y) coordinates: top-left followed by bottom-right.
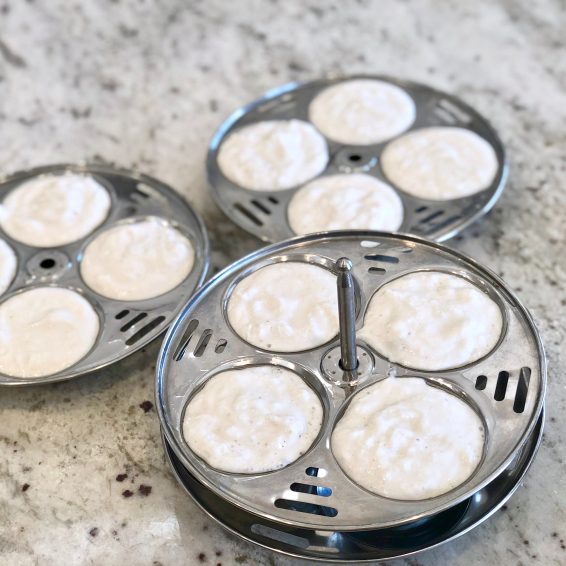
(0, 163), (209, 386)
(207, 75), (508, 243)
(156, 231), (546, 562)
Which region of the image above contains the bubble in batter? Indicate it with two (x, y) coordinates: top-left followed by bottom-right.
(288, 173), (404, 235)
(227, 262), (339, 352)
(358, 271), (503, 371)
(0, 287), (99, 378)
(381, 127), (499, 200)
(183, 365), (324, 473)
(0, 240), (17, 296)
(217, 120), (329, 190)
(81, 217), (195, 301)
(332, 377), (485, 500)
(309, 79), (416, 145)
(0, 174), (111, 247)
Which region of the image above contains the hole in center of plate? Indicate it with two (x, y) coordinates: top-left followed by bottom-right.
(40, 258), (56, 269)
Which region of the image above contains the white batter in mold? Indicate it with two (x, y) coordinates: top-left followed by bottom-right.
(81, 217), (195, 301)
(308, 79), (416, 145)
(0, 287), (99, 378)
(0, 174), (111, 247)
(183, 365), (324, 473)
(287, 173), (404, 235)
(217, 120), (329, 191)
(227, 262), (339, 352)
(332, 377), (485, 500)
(0, 240), (17, 296)
(381, 127), (499, 200)
(358, 271), (503, 371)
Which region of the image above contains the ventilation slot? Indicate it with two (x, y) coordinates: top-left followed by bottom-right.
(251, 200), (271, 214)
(274, 499), (338, 518)
(115, 310), (130, 320)
(513, 367), (531, 413)
(425, 215), (462, 235)
(494, 371), (510, 401)
(420, 210), (444, 224)
(415, 206), (428, 213)
(433, 106), (458, 124)
(290, 483), (332, 497)
(364, 254), (399, 263)
(126, 316), (166, 346)
(234, 203), (263, 226)
(267, 196), (279, 204)
(368, 267), (386, 274)
(194, 329), (213, 357)
(438, 99), (472, 123)
(305, 467), (327, 478)
(250, 524), (309, 549)
(475, 375), (487, 391)
(120, 313), (147, 332)
(174, 319), (200, 361)
(214, 339), (227, 354)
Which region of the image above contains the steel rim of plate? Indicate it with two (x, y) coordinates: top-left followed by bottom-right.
(156, 231), (546, 532)
(162, 408), (543, 562)
(207, 74), (508, 244)
(0, 163), (210, 386)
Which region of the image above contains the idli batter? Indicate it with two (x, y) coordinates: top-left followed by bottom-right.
(0, 287), (99, 378)
(217, 120), (329, 190)
(81, 218), (195, 301)
(183, 365), (323, 473)
(0, 240), (17, 296)
(358, 271), (503, 371)
(287, 173), (404, 235)
(381, 127), (498, 200)
(0, 174), (111, 247)
(309, 79), (416, 145)
(227, 262), (339, 352)
(332, 377), (484, 500)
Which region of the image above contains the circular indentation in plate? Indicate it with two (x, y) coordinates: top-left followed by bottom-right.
(0, 163), (209, 386)
(27, 250), (72, 281)
(208, 75), (507, 244)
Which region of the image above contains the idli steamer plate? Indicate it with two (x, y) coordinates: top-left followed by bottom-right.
(207, 75), (508, 243)
(0, 163), (209, 386)
(156, 232), (545, 534)
(162, 408), (543, 562)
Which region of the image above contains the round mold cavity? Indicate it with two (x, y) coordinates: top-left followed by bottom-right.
(328, 376), (489, 502)
(358, 267), (509, 374)
(156, 231), (545, 532)
(221, 254), (358, 355)
(0, 283), (105, 380)
(78, 214), (198, 302)
(207, 75), (508, 244)
(0, 163), (210, 386)
(179, 359), (331, 477)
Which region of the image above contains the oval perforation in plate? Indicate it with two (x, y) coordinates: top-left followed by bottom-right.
(207, 75), (508, 244)
(156, 231), (545, 532)
(0, 163), (210, 386)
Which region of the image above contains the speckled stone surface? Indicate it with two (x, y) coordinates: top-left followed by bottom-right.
(1, 1), (565, 565)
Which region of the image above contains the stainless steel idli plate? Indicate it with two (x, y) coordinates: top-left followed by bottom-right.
(207, 75), (507, 243)
(0, 163), (209, 386)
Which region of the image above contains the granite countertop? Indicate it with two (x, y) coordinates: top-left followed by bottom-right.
(1, 1), (565, 565)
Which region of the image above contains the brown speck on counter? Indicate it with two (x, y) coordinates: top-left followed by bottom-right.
(139, 485), (152, 496)
(215, 551), (222, 556)
(116, 473), (128, 482)
(139, 400), (153, 413)
(235, 557), (247, 564)
(89, 527), (99, 537)
(122, 490), (133, 498)
(502, 505), (508, 510)
(22, 483), (30, 492)
(552, 533), (558, 537)
(198, 552), (206, 562)
(524, 540), (529, 545)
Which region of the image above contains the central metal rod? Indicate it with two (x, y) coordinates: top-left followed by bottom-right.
(336, 257), (358, 382)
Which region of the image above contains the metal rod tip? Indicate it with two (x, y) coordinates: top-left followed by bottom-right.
(336, 257), (353, 272)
